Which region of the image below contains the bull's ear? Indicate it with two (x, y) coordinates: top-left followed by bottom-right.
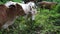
(16, 4), (22, 8)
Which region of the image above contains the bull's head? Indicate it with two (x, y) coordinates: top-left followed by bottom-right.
(27, 2), (37, 9)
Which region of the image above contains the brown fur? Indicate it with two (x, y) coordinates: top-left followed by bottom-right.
(0, 4), (26, 29)
(0, 4), (8, 28)
(16, 4), (26, 16)
(37, 1), (57, 10)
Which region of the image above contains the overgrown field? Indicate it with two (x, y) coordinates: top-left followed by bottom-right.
(0, 0), (60, 34)
(0, 4), (60, 34)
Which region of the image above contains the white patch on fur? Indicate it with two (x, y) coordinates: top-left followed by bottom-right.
(5, 1), (16, 8)
(17, 2), (37, 20)
(17, 2), (36, 14)
(17, 2), (31, 14)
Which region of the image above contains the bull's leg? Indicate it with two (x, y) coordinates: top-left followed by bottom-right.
(2, 23), (9, 29)
(31, 11), (36, 21)
(2, 20), (14, 29)
(31, 10), (37, 21)
(31, 15), (35, 21)
(2, 17), (16, 29)
(1, 21), (14, 32)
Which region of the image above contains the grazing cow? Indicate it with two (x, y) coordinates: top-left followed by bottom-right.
(37, 1), (57, 10)
(0, 1), (37, 29)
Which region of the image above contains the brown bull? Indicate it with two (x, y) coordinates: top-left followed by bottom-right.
(0, 4), (25, 29)
(37, 1), (57, 10)
(0, 1), (37, 29)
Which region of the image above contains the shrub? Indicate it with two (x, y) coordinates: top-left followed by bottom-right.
(55, 4), (60, 13)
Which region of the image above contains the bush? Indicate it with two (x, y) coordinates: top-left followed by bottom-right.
(55, 4), (60, 13)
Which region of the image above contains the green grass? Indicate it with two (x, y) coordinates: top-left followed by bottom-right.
(0, 0), (60, 34)
(0, 5), (60, 34)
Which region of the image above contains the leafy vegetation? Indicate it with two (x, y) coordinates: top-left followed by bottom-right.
(0, 0), (60, 34)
